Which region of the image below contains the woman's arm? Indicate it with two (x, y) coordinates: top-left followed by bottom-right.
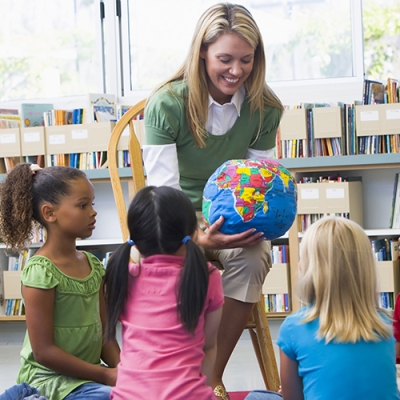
(142, 144), (181, 189)
(279, 348), (304, 400)
(23, 285), (117, 386)
(99, 280), (120, 368)
(201, 307), (223, 385)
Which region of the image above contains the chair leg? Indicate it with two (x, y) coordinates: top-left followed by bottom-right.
(248, 297), (280, 392)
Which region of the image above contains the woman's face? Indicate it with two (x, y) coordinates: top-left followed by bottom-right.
(200, 32), (255, 105)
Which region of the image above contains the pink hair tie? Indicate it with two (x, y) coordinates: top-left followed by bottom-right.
(30, 164), (42, 174)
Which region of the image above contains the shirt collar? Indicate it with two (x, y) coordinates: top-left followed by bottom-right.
(208, 86), (245, 116)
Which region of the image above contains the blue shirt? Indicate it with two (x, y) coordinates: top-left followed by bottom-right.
(277, 309), (399, 400)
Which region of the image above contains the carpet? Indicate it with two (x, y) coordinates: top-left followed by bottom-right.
(228, 392), (250, 400)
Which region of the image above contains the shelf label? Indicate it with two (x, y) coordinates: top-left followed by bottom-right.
(360, 110), (379, 121)
(300, 188), (319, 199)
(72, 129), (88, 140)
(24, 131), (40, 143)
(0, 134), (16, 144)
(49, 134), (65, 145)
(326, 188), (345, 199)
(386, 109), (400, 120)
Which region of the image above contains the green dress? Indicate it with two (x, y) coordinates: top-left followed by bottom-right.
(17, 252), (105, 400)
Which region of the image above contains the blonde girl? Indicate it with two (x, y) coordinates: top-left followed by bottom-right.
(276, 217), (399, 400)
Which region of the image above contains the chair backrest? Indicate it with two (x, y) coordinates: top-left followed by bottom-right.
(108, 99), (146, 242)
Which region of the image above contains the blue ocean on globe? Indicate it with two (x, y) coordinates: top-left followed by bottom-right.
(202, 159), (297, 240)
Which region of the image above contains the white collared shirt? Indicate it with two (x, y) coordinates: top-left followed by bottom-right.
(143, 86), (275, 188)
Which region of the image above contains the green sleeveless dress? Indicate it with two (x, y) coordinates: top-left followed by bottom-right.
(17, 252), (105, 400)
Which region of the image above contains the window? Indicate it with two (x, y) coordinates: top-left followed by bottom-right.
(121, 0), (364, 105)
(4, 0), (397, 107)
(0, 0), (102, 101)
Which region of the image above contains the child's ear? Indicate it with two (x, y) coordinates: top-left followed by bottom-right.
(41, 203), (56, 223)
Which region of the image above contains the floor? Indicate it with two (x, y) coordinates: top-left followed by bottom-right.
(0, 321), (282, 395)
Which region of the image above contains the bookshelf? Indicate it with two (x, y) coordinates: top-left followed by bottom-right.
(0, 154), (398, 321)
(280, 154), (400, 311)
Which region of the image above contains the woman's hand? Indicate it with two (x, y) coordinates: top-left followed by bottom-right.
(197, 216), (264, 250)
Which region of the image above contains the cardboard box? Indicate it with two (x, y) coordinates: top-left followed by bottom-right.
(313, 106), (342, 139)
(3, 271), (22, 300)
(0, 128), (21, 157)
(376, 260), (400, 293)
(45, 122), (115, 154)
(262, 263), (289, 295)
(21, 127), (46, 156)
(279, 109), (307, 140)
(356, 103), (400, 137)
(297, 181), (363, 226)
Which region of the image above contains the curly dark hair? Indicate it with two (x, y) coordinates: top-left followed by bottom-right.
(0, 163), (87, 252)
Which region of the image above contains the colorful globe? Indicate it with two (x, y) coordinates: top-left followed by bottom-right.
(202, 159), (297, 240)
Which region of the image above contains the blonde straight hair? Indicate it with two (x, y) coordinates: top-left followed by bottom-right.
(297, 216), (391, 343)
(149, 2), (284, 148)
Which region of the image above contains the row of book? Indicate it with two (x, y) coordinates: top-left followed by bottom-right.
(363, 77), (399, 105)
(0, 97), (142, 173)
(2, 248), (37, 316)
(371, 238), (400, 262)
(0, 93), (127, 128)
(277, 77), (400, 159)
(277, 104), (400, 158)
(270, 245), (289, 264)
(298, 213), (351, 233)
(46, 151), (108, 170)
(264, 293), (289, 313)
(379, 292), (395, 311)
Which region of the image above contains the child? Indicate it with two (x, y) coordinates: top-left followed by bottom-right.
(0, 163), (120, 400)
(103, 186), (224, 399)
(246, 216), (399, 400)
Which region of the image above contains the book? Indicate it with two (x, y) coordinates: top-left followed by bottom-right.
(390, 239), (400, 261)
(20, 103), (54, 127)
(116, 104), (132, 120)
(86, 93), (116, 123)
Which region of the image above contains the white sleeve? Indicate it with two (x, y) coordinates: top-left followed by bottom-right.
(142, 144), (182, 189)
(245, 147), (275, 160)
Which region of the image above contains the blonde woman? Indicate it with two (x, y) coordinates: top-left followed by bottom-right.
(269, 217), (398, 400)
(143, 3), (284, 398)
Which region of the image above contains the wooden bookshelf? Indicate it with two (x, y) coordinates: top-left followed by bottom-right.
(280, 154), (400, 312)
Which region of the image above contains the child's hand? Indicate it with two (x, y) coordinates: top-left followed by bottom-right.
(102, 367), (118, 386)
(278, 385), (282, 394)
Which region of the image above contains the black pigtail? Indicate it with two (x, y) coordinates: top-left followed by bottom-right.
(103, 242), (132, 341)
(178, 240), (209, 333)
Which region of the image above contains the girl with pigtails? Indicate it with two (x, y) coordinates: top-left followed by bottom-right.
(104, 185), (224, 400)
(0, 163), (120, 400)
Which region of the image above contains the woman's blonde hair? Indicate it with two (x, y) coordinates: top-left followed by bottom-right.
(298, 216), (391, 343)
(150, 2), (283, 148)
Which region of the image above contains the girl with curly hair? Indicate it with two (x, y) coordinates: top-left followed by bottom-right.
(0, 163), (120, 400)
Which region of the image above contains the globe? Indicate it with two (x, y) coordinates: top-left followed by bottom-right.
(202, 158), (297, 240)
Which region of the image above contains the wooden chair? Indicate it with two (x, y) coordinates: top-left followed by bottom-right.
(107, 99), (281, 392)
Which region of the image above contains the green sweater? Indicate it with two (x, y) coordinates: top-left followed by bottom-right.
(144, 80), (282, 209)
(17, 252), (105, 400)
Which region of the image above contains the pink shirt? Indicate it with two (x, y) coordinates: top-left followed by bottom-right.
(111, 254), (224, 400)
